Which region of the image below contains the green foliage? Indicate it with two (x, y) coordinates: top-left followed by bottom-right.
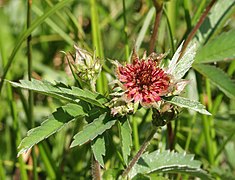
(129, 150), (211, 179)
(194, 0), (235, 45)
(172, 43), (197, 80)
(9, 79), (107, 107)
(194, 64), (235, 99)
(0, 0), (74, 92)
(0, 0), (234, 179)
(195, 30), (235, 63)
(164, 96), (211, 115)
(70, 113), (116, 147)
(119, 119), (132, 165)
(17, 103), (87, 156)
(91, 135), (106, 168)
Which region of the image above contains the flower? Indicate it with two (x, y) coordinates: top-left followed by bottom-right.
(116, 50), (172, 107)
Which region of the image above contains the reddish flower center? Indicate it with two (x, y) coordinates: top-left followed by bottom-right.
(118, 59), (170, 105)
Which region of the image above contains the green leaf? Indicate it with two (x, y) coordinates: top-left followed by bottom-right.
(18, 103), (87, 156)
(119, 119), (132, 165)
(164, 96), (211, 115)
(172, 43), (197, 79)
(195, 30), (235, 64)
(9, 79), (75, 102)
(70, 87), (107, 108)
(70, 113), (116, 148)
(193, 64), (235, 99)
(91, 135), (106, 168)
(129, 150), (211, 179)
(194, 0), (235, 45)
(9, 79), (107, 107)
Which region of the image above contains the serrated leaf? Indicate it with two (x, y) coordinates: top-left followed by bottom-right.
(194, 0), (235, 45)
(17, 103), (87, 156)
(119, 118), (132, 165)
(70, 113), (116, 148)
(9, 79), (74, 102)
(8, 79), (107, 107)
(164, 96), (211, 115)
(195, 30), (235, 64)
(129, 150), (211, 179)
(193, 64), (235, 99)
(91, 135), (106, 168)
(172, 43), (197, 79)
(71, 87), (107, 107)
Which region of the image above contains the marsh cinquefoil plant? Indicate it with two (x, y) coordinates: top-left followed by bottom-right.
(9, 42), (211, 179)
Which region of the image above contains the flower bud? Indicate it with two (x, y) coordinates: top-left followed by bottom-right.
(72, 45), (102, 87)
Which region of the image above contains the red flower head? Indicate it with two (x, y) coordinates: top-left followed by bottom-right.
(116, 50), (171, 107)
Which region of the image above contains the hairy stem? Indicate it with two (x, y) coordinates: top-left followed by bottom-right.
(91, 155), (101, 180)
(122, 127), (157, 178)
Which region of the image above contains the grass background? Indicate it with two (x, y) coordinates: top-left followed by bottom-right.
(0, 0), (235, 179)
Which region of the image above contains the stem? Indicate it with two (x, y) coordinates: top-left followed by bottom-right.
(167, 123), (174, 150)
(27, 0), (37, 179)
(149, 1), (163, 54)
(91, 156), (101, 180)
(122, 127), (157, 178)
(179, 0), (217, 59)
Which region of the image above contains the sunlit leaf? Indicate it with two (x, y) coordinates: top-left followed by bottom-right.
(70, 113), (116, 148)
(18, 103), (87, 156)
(171, 43), (197, 79)
(9, 79), (107, 107)
(193, 64), (235, 99)
(129, 150), (211, 179)
(164, 96), (211, 115)
(195, 30), (235, 63)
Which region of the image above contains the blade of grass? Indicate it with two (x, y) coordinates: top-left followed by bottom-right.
(27, 1), (37, 179)
(135, 7), (155, 51)
(90, 0), (107, 94)
(122, 0), (130, 62)
(0, 16), (28, 180)
(32, 5), (74, 46)
(38, 143), (57, 179)
(163, 8), (175, 54)
(166, 0), (176, 37)
(191, 0), (206, 25)
(183, 0), (192, 31)
(0, 159), (6, 180)
(0, 0), (74, 94)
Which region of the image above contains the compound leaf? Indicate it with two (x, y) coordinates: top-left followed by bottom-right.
(164, 96), (211, 115)
(129, 150), (211, 179)
(70, 113), (116, 148)
(18, 103), (87, 156)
